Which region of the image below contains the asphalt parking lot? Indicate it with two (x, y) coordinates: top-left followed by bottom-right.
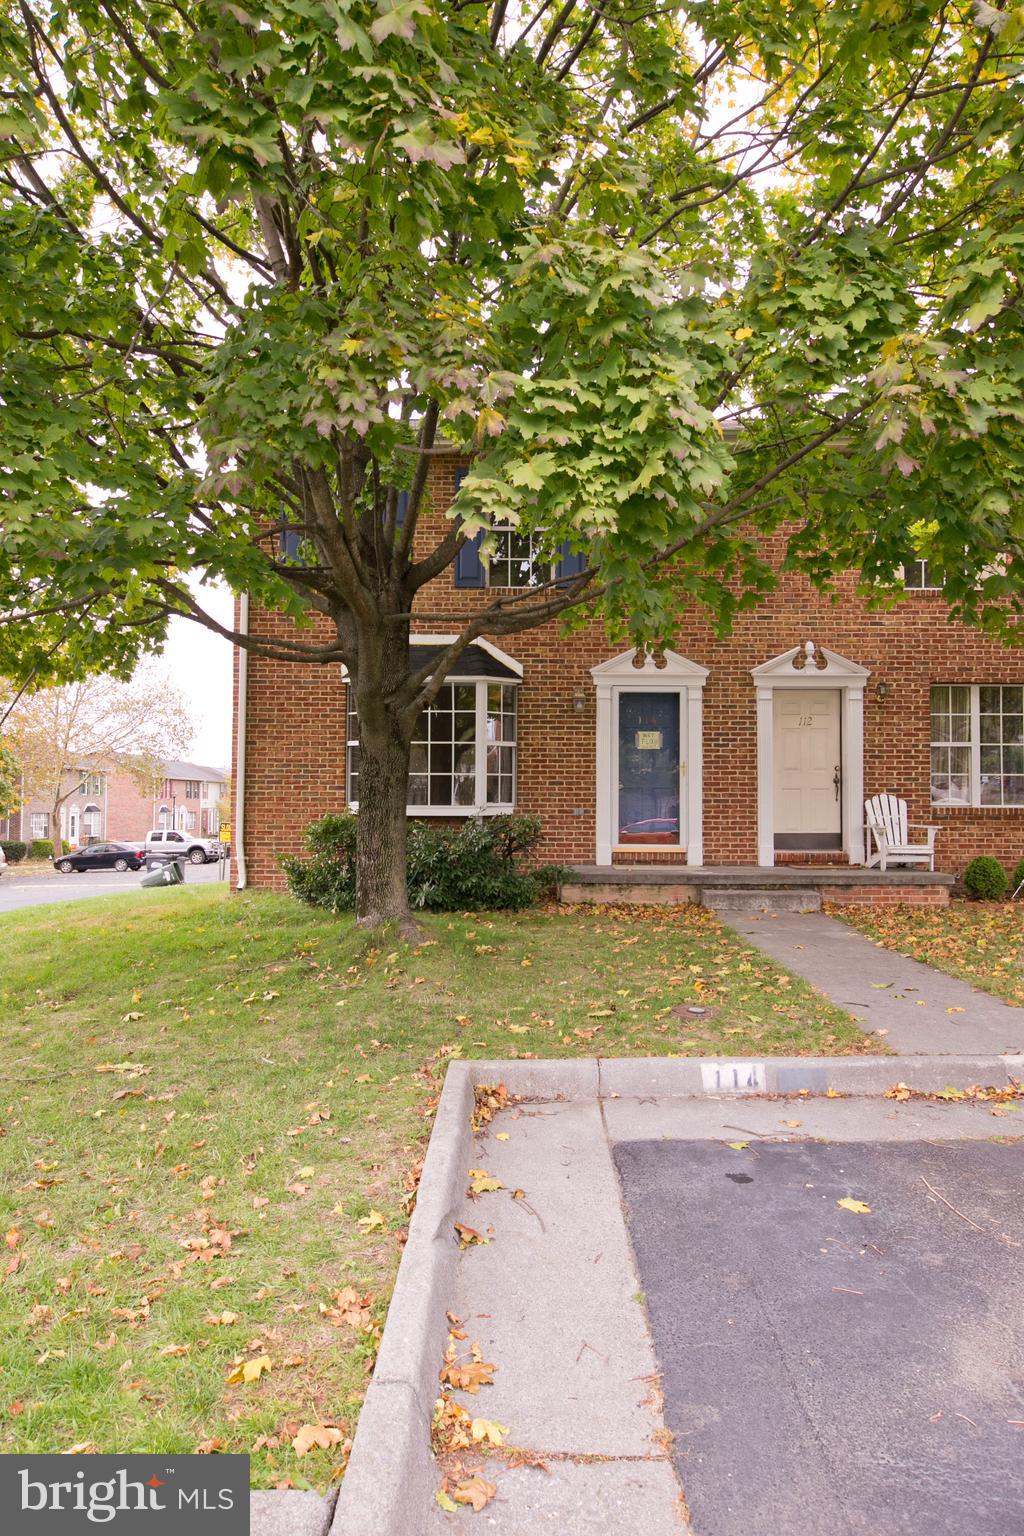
(0, 857), (226, 914)
(615, 1138), (1024, 1536)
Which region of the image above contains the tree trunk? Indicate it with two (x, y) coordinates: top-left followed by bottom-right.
(354, 714), (420, 939)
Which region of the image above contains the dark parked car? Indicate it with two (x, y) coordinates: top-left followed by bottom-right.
(55, 842), (146, 874)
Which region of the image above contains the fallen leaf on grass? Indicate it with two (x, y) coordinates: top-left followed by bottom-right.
(196, 1438), (224, 1454)
(837, 1198), (872, 1214)
(94, 1062), (150, 1077)
(291, 1423), (349, 1456)
(204, 1312), (239, 1327)
(356, 1210), (386, 1234)
(226, 1354), (271, 1385)
(159, 1344), (191, 1357)
(64, 1442), (98, 1455)
(4, 1228), (20, 1249)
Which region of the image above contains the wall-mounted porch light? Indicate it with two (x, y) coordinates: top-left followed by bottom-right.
(875, 679), (891, 703)
(571, 688), (587, 714)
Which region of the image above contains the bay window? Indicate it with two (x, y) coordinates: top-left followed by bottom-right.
(346, 642), (520, 815)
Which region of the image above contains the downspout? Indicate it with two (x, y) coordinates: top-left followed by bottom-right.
(234, 593), (249, 890)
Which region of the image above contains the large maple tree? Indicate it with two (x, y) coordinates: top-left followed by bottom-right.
(0, 0), (1022, 928)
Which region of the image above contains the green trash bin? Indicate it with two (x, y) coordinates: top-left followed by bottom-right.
(140, 859), (185, 888)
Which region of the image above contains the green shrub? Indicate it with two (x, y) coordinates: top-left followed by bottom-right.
(283, 812), (559, 914)
(1010, 858), (1024, 896)
(1, 840), (27, 863)
(963, 855), (1008, 901)
(29, 838), (64, 861)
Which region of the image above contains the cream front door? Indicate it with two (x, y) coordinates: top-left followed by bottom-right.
(773, 690), (841, 847)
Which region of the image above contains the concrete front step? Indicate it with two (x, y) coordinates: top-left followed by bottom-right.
(702, 887), (821, 914)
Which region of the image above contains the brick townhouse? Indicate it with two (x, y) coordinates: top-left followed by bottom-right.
(1, 760), (227, 848)
(233, 455), (1024, 906)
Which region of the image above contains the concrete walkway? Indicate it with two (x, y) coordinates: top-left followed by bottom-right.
(730, 910), (1024, 1055)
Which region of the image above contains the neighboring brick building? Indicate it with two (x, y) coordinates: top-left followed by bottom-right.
(1, 760), (227, 848)
(234, 456), (1024, 899)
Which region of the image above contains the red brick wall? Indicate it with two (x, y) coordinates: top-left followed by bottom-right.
(235, 457), (1024, 888)
(104, 767), (158, 842)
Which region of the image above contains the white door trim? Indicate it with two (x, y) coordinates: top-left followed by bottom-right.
(591, 649), (709, 867)
(751, 646), (869, 867)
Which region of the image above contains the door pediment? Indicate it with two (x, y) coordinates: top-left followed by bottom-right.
(751, 646), (869, 686)
(591, 647), (709, 685)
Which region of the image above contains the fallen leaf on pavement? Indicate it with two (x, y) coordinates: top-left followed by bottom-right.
(837, 1198), (872, 1214)
(452, 1475), (497, 1512)
(470, 1418), (508, 1447)
(454, 1223), (488, 1249)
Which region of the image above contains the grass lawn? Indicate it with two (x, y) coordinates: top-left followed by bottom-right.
(0, 886), (863, 1487)
(835, 900), (1024, 1006)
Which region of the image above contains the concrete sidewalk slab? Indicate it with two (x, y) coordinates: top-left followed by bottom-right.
(250, 1490), (337, 1536)
(440, 1101), (669, 1457)
(425, 1460), (686, 1534)
(729, 911), (1024, 1055)
(600, 1091), (1021, 1144)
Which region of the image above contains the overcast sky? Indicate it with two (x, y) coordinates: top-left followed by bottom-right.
(162, 577), (234, 770)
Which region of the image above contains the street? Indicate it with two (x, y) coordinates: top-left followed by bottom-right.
(0, 858), (227, 914)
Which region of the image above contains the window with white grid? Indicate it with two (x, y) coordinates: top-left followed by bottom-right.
(931, 685), (1024, 807)
(347, 681), (517, 813)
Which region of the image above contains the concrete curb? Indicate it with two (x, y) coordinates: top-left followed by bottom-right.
(328, 1051), (1023, 1536)
(329, 1062), (476, 1536)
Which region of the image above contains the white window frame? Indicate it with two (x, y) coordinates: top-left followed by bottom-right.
(931, 684), (1024, 808)
(30, 812), (49, 838)
(486, 523), (550, 589)
(346, 680), (521, 817)
(901, 558), (944, 591)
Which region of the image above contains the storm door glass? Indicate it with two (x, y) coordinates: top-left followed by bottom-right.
(617, 693), (681, 844)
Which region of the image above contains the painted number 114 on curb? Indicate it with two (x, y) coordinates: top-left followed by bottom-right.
(701, 1061), (767, 1094)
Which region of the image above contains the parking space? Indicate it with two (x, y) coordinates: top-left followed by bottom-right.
(615, 1138), (1024, 1536)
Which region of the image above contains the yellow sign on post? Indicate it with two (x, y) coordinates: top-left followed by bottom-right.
(219, 824), (231, 843)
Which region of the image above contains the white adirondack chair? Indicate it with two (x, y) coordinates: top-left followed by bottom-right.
(864, 794), (939, 872)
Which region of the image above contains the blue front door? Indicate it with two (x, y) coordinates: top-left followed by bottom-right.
(617, 693), (682, 845)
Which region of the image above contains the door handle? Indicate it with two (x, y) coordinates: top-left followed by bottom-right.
(833, 765), (841, 801)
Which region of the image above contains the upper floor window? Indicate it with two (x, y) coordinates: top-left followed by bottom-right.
(183, 780), (200, 798)
(931, 684), (1024, 807)
(903, 557), (944, 591)
(451, 468), (588, 589)
(78, 772), (103, 796)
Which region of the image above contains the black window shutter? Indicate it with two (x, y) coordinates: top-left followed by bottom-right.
(455, 531), (485, 588)
(555, 540), (588, 580)
(453, 467), (486, 587)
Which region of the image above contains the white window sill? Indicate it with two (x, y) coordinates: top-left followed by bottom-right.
(347, 803), (515, 817)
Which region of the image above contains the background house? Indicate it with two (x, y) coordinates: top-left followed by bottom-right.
(0, 759), (228, 847)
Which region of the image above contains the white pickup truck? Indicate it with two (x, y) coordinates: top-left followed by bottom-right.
(144, 829), (225, 865)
